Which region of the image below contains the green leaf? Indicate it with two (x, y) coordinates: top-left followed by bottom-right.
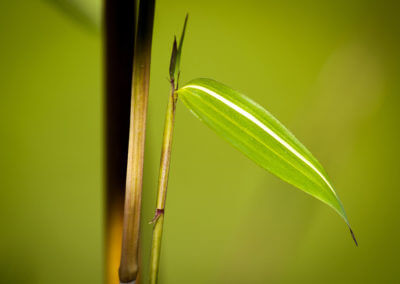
(169, 37), (178, 81)
(177, 78), (356, 244)
(171, 14), (188, 88)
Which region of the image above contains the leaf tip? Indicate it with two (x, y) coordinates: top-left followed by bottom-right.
(184, 13), (189, 26)
(349, 226), (358, 247)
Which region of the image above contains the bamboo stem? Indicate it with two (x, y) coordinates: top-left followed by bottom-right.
(149, 81), (177, 284)
(119, 0), (156, 283)
(104, 0), (136, 283)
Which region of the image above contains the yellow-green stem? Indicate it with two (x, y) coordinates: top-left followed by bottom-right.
(119, 0), (155, 283)
(149, 82), (177, 284)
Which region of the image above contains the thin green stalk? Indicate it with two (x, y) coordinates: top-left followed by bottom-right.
(119, 0), (155, 283)
(148, 17), (187, 284)
(149, 80), (177, 284)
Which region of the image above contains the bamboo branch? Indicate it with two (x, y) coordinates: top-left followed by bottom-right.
(148, 16), (187, 284)
(149, 80), (177, 284)
(119, 0), (156, 283)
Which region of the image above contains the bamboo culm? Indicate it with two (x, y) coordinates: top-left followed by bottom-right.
(119, 0), (156, 283)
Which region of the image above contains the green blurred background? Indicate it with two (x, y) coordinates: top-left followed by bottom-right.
(1, 0), (399, 283)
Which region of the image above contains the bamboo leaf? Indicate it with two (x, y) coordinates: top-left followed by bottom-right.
(174, 14), (188, 81)
(171, 14), (188, 88)
(177, 78), (356, 244)
(169, 37), (178, 81)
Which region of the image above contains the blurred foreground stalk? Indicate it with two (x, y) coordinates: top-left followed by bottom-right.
(104, 0), (136, 283)
(119, 0), (156, 283)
